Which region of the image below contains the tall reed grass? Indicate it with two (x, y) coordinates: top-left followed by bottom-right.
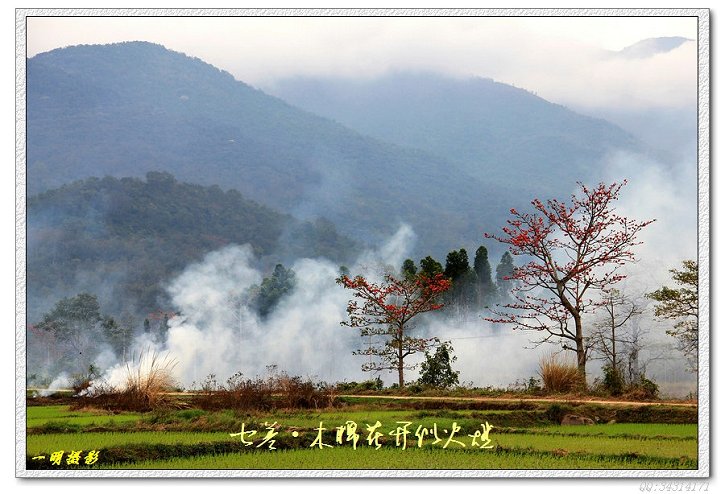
(538, 353), (582, 393)
(75, 349), (178, 411)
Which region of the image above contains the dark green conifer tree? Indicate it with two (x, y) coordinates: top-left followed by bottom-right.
(496, 251), (515, 300)
(474, 245), (496, 305)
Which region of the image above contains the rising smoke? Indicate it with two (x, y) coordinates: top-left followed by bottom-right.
(93, 223), (549, 391)
(598, 150), (698, 396)
(71, 146), (700, 397)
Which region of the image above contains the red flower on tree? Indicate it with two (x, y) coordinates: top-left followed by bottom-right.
(336, 272), (451, 387)
(485, 181), (655, 380)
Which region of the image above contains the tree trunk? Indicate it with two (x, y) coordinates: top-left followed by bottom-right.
(397, 326), (405, 388)
(611, 320), (617, 372)
(574, 313), (587, 388)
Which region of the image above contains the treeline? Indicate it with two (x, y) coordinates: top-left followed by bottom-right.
(400, 246), (515, 315)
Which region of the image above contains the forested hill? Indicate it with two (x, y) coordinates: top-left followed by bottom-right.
(27, 173), (357, 320)
(267, 72), (644, 193)
(27, 41), (510, 256)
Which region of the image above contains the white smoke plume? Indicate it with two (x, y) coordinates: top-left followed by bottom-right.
(92, 225), (414, 388)
(594, 151), (698, 396)
(415, 319), (549, 388)
(91, 223), (542, 389)
(38, 373), (70, 397)
(93, 187), (696, 397)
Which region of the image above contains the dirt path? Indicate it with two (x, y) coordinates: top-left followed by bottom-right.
(338, 394), (698, 408)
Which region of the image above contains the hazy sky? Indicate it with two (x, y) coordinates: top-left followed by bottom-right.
(25, 14), (697, 110)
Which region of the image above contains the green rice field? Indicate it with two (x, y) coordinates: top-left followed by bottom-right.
(24, 398), (698, 471)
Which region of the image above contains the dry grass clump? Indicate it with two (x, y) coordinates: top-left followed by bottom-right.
(191, 369), (336, 411)
(538, 353), (582, 393)
(121, 349), (178, 410)
(272, 373), (336, 409)
(194, 372), (274, 411)
(74, 349), (178, 412)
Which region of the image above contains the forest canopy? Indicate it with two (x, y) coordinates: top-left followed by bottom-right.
(27, 172), (357, 319)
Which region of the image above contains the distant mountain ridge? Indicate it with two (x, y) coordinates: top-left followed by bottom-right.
(28, 41), (510, 257)
(617, 37), (693, 59)
(266, 71), (643, 192)
(28, 41), (646, 260)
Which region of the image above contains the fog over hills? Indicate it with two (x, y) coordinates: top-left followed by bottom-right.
(267, 71), (644, 195)
(29, 42), (518, 258)
(617, 36), (692, 59)
(576, 37), (697, 163)
(28, 41), (658, 258)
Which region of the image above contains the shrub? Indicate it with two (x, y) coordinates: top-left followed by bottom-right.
(638, 377), (659, 398)
(602, 364), (625, 396)
(407, 383), (424, 394)
(272, 372), (335, 409)
(335, 377), (383, 393)
(193, 372), (273, 411)
(364, 377), (384, 391)
(538, 353), (582, 393)
(335, 381), (358, 393)
(506, 376), (542, 394)
(417, 342), (460, 389)
(71, 363), (101, 394)
(623, 375), (660, 400)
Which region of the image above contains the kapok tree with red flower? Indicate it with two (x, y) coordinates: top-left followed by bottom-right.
(336, 273), (451, 388)
(485, 181), (655, 381)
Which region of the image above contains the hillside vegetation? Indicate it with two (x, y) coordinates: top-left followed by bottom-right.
(28, 173), (356, 318)
(28, 42), (511, 256)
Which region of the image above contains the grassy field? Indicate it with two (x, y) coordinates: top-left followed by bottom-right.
(24, 397), (698, 471)
(27, 405), (144, 428)
(105, 447), (693, 470)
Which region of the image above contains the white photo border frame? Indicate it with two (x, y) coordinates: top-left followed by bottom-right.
(15, 7), (711, 479)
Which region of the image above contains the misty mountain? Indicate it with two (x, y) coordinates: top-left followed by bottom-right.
(575, 38), (697, 162)
(27, 42), (513, 258)
(266, 72), (643, 191)
(617, 37), (693, 59)
(580, 105), (696, 165)
(27, 172), (357, 320)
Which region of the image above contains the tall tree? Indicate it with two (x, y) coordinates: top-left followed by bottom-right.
(337, 273), (451, 387)
(254, 263), (297, 318)
(401, 259), (418, 280)
(474, 245), (496, 304)
(590, 289), (644, 394)
(419, 256), (444, 277)
(444, 248), (470, 281)
(27, 324), (60, 373)
(101, 316), (134, 362)
(443, 248), (477, 314)
(485, 181), (654, 380)
(646, 260), (698, 371)
(35, 293), (104, 372)
(495, 252), (515, 298)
